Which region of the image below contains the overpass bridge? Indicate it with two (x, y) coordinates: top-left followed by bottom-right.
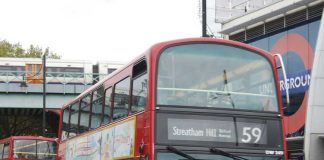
(0, 71), (106, 109)
(0, 70), (108, 138)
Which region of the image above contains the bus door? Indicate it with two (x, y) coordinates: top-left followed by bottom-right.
(25, 64), (43, 84)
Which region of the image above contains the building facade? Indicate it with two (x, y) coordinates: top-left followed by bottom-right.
(219, 0), (324, 159)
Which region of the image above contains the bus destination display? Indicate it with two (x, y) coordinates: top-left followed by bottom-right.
(156, 113), (283, 149)
(168, 118), (267, 144)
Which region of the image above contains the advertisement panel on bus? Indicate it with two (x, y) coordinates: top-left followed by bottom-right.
(65, 117), (135, 160)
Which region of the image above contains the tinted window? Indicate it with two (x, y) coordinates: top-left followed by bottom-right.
(47, 67), (84, 77)
(79, 94), (92, 133)
(103, 88), (112, 124)
(157, 43), (278, 112)
(61, 107), (70, 141)
(91, 87), (104, 128)
(69, 102), (79, 138)
(108, 68), (117, 74)
(131, 73), (147, 113)
(35, 65), (41, 74)
(26, 64), (33, 74)
(0, 66), (25, 76)
(65, 68), (83, 73)
(113, 77), (130, 120)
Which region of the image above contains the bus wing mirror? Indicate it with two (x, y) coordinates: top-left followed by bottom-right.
(274, 54), (290, 107)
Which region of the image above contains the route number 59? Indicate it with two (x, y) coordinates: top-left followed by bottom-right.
(241, 127), (262, 143)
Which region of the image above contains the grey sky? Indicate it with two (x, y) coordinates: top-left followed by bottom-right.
(0, 0), (201, 62)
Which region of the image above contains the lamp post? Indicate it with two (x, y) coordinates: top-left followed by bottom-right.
(42, 54), (46, 136)
(202, 0), (207, 37)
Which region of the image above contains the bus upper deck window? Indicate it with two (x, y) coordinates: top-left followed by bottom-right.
(113, 77), (130, 120)
(91, 87), (104, 129)
(131, 60), (147, 113)
(69, 102), (80, 138)
(61, 107), (70, 141)
(103, 87), (113, 124)
(79, 94), (92, 133)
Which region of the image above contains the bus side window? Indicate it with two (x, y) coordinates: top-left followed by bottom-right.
(2, 143), (9, 159)
(131, 59), (147, 113)
(103, 87), (112, 124)
(91, 86), (104, 129)
(61, 107), (70, 141)
(69, 102), (80, 138)
(0, 143), (3, 160)
(113, 77), (130, 121)
(131, 73), (147, 113)
(79, 94), (92, 134)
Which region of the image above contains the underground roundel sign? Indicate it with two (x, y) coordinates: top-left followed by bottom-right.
(271, 33), (314, 135)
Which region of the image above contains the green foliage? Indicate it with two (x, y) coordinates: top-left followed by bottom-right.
(0, 39), (61, 59)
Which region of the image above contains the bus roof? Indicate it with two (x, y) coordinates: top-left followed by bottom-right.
(0, 136), (57, 143)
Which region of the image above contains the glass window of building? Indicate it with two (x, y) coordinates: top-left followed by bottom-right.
(47, 67), (84, 77)
(108, 68), (117, 74)
(0, 66), (25, 76)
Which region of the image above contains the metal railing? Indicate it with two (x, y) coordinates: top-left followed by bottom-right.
(0, 71), (108, 94)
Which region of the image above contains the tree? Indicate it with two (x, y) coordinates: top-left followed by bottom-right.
(0, 112), (58, 139)
(0, 39), (61, 59)
(0, 115), (42, 139)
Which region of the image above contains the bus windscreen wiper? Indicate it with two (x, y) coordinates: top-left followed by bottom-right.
(210, 147), (248, 160)
(166, 146), (197, 160)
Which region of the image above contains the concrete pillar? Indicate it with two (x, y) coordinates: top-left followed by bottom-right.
(304, 8), (324, 160)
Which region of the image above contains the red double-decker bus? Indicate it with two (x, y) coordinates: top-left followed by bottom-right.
(57, 38), (287, 160)
(0, 136), (57, 160)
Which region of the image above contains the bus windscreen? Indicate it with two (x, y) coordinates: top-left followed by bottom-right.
(13, 139), (57, 160)
(157, 43), (278, 112)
